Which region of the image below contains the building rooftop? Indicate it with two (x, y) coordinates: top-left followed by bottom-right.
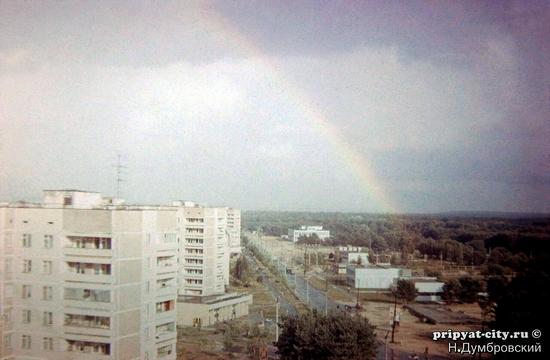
(43, 189), (99, 193)
(178, 292), (250, 304)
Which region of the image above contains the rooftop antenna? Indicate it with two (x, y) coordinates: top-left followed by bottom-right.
(114, 154), (127, 199)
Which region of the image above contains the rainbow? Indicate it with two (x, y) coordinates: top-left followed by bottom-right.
(196, 6), (397, 213)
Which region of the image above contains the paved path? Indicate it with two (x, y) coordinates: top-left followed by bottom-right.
(244, 251), (297, 317)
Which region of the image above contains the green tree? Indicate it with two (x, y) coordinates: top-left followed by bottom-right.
(457, 276), (482, 303)
(276, 310), (378, 360)
(223, 321), (235, 353)
(441, 279), (461, 303)
(394, 279), (417, 303)
(233, 255), (249, 281)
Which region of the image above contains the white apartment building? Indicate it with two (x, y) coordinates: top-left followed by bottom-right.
(1, 190), (240, 359)
(288, 226), (330, 242)
(176, 206), (230, 297)
(226, 208), (241, 256)
(0, 190), (182, 360)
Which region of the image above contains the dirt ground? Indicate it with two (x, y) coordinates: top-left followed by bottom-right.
(362, 302), (483, 358)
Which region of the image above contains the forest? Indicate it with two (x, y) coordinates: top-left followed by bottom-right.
(243, 211), (550, 274)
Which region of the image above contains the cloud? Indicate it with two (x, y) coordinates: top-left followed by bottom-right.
(0, 1), (548, 212)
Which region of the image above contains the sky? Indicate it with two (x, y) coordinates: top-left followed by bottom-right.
(0, 0), (549, 213)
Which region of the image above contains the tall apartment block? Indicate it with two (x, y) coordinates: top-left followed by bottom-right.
(176, 205), (230, 297)
(226, 208), (241, 256)
(0, 190), (179, 360)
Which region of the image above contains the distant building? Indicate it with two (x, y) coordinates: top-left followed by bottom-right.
(412, 279), (444, 302)
(226, 208), (241, 256)
(347, 265), (409, 290)
(337, 245), (363, 253)
(347, 252), (369, 265)
(176, 293), (252, 327)
(336, 263), (347, 275)
(288, 226), (330, 242)
(335, 245), (368, 265)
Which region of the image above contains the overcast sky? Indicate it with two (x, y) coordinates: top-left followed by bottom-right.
(1, 0), (548, 213)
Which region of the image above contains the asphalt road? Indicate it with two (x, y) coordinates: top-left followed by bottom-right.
(243, 251), (297, 317)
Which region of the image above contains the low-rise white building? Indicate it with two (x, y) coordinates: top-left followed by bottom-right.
(413, 279), (444, 302)
(288, 226), (330, 242)
(176, 293), (252, 327)
(347, 252), (369, 265)
(347, 265), (407, 290)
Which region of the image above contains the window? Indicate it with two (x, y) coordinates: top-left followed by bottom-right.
(21, 335), (31, 349)
(22, 285), (32, 299)
(22, 234), (32, 247)
(4, 309), (12, 323)
(3, 334), (11, 350)
(4, 258), (12, 273)
(4, 233), (13, 248)
(156, 300), (174, 313)
(63, 196), (72, 205)
(43, 312), (53, 326)
(157, 344), (172, 357)
(22, 260), (32, 273)
(44, 235), (53, 248)
(22, 310), (31, 324)
(43, 337), (53, 350)
(42, 286), (53, 301)
(42, 261), (52, 274)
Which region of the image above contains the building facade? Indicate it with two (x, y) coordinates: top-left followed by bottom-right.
(347, 265), (406, 290)
(288, 226), (330, 243)
(226, 208), (241, 256)
(0, 190), (241, 359)
(177, 206), (230, 297)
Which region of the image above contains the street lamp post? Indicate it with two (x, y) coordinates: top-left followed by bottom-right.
(275, 297), (280, 342)
(391, 291), (397, 343)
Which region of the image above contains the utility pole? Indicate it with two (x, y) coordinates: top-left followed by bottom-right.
(391, 291), (397, 343)
(324, 290), (328, 315)
(304, 245), (307, 277)
(306, 278), (309, 305)
(275, 297), (280, 342)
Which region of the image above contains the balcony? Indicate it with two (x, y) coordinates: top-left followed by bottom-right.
(65, 340), (112, 359)
(64, 272), (113, 284)
(156, 257), (177, 274)
(156, 285), (176, 298)
(64, 237), (112, 257)
(64, 315), (112, 337)
(64, 324), (113, 337)
(184, 241), (203, 248)
(64, 247), (113, 257)
(64, 264), (113, 284)
(64, 288), (113, 311)
(155, 322), (176, 342)
(184, 261), (203, 269)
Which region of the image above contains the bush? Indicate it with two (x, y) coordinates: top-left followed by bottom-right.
(276, 310), (378, 360)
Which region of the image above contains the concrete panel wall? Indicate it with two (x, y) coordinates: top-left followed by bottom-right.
(63, 209), (111, 233)
(112, 211), (142, 233)
(116, 334), (140, 360)
(118, 260), (142, 284)
(117, 234), (143, 258)
(117, 309), (141, 337)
